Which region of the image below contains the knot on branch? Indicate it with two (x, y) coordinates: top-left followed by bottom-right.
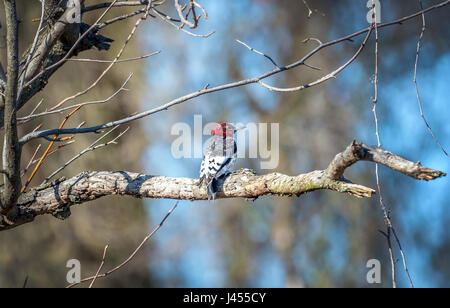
(349, 140), (369, 160)
(51, 204), (71, 220)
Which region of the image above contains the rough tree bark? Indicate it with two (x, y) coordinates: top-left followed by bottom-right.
(1, 0), (21, 214)
(0, 141), (444, 231)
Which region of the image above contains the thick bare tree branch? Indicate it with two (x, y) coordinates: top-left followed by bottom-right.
(325, 141), (444, 181)
(0, 141), (444, 231)
(1, 0), (21, 214)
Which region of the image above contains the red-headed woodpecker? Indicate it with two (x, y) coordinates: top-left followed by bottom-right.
(198, 122), (241, 201)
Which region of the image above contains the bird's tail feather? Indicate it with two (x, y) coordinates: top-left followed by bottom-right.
(207, 178), (218, 203)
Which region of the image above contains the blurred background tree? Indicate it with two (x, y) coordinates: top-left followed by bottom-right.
(0, 0), (448, 287)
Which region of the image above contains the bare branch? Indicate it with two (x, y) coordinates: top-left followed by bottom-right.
(21, 104), (84, 193)
(2, 141), (444, 231)
(97, 8), (154, 29)
(325, 141), (445, 181)
(302, 37), (323, 46)
(391, 227), (414, 288)
(20, 7), (75, 89)
(67, 202), (178, 288)
(152, 6), (215, 38)
(236, 39), (280, 68)
(413, 1), (449, 157)
(21, 144), (41, 177)
(89, 245), (109, 288)
(66, 51), (160, 64)
(43, 126), (129, 183)
(174, 0), (196, 29)
(82, 1), (154, 13)
(21, 141), (74, 177)
(368, 1), (400, 288)
(302, 0), (313, 18)
(18, 73), (134, 122)
(1, 0), (22, 214)
(257, 25), (372, 92)
(16, 0), (45, 104)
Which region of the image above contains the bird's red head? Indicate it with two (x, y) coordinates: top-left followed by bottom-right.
(212, 122), (236, 138)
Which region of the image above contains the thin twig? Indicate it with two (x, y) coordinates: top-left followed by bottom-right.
(301, 0), (325, 18)
(43, 126), (129, 183)
(89, 245), (109, 288)
(83, 1), (155, 13)
(66, 202), (179, 288)
(413, 0), (448, 157)
(66, 51), (160, 64)
(21, 144), (41, 177)
(391, 227), (414, 288)
(17, 1), (45, 105)
(21, 105), (84, 192)
(258, 25), (373, 92)
(174, 0), (196, 28)
(24, 142), (74, 174)
(236, 39), (280, 68)
(19, 73), (134, 122)
(370, 0), (402, 288)
(22, 275), (29, 288)
(302, 0), (313, 18)
(97, 8), (155, 29)
(152, 7), (215, 38)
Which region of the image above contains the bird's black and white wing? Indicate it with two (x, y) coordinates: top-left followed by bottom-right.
(198, 136), (237, 199)
(198, 155), (235, 187)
